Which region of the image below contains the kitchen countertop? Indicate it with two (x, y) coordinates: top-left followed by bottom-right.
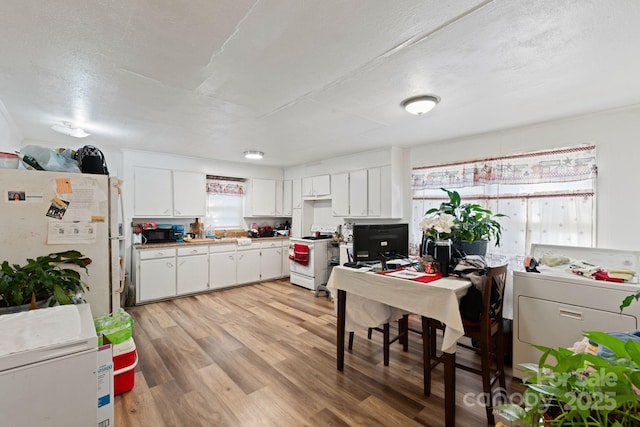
(134, 235), (290, 249)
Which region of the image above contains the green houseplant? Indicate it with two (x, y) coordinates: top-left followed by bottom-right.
(496, 331), (640, 426)
(420, 188), (506, 255)
(0, 250), (92, 310)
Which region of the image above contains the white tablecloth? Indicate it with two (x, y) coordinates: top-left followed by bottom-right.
(327, 266), (472, 353)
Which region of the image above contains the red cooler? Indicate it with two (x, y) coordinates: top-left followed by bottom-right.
(113, 337), (137, 395)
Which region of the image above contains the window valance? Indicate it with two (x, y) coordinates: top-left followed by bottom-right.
(412, 145), (597, 190)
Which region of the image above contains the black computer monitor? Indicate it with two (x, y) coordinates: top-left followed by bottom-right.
(352, 223), (409, 268)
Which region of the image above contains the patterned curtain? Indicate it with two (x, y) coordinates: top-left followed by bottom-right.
(206, 176), (245, 196)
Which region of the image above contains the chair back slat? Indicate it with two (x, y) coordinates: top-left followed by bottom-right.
(480, 264), (508, 325)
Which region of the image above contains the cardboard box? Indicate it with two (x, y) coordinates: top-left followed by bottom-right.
(97, 344), (114, 427)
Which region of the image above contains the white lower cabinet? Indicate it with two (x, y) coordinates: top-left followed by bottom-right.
(177, 246), (209, 295)
(209, 244), (237, 290)
(282, 241), (291, 277)
(137, 248), (177, 303)
(136, 239), (291, 303)
(237, 243), (261, 284)
(260, 241), (283, 281)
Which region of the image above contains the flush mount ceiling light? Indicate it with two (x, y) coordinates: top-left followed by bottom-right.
(401, 95), (440, 115)
(244, 150), (264, 160)
(51, 121), (90, 138)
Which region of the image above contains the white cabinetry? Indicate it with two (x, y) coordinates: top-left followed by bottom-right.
(260, 240), (283, 281)
(173, 171), (206, 217)
(348, 169), (368, 217)
(209, 244), (237, 290)
(280, 180), (292, 216)
(331, 163), (401, 219)
(282, 240), (291, 277)
(247, 179), (292, 217)
(302, 175), (330, 199)
(176, 246), (209, 295)
(331, 173), (350, 217)
(133, 167), (206, 217)
(249, 179), (277, 216)
(136, 248), (177, 303)
(292, 179), (302, 209)
(237, 243), (261, 284)
(134, 168), (173, 216)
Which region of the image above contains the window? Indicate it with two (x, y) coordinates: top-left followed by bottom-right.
(412, 144), (597, 270)
(204, 176), (246, 229)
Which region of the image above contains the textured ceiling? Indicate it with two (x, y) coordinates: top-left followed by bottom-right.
(0, 0), (639, 167)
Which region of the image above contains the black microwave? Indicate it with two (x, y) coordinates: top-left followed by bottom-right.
(142, 227), (176, 244)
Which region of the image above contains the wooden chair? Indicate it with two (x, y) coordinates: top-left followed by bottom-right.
(347, 315), (409, 366)
(424, 264), (508, 426)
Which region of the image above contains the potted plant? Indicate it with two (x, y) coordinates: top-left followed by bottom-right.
(420, 187), (506, 256)
(496, 330), (640, 426)
(0, 250), (92, 312)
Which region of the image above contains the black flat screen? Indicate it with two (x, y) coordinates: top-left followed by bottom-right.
(352, 223), (409, 263)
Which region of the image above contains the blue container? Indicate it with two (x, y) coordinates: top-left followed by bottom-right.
(173, 225), (184, 242)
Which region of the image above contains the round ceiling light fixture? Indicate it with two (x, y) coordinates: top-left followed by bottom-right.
(244, 150), (264, 160)
(51, 121), (91, 138)
(401, 95), (440, 115)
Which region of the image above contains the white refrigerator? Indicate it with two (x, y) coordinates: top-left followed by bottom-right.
(0, 168), (124, 316)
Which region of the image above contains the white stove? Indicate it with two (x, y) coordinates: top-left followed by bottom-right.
(289, 225), (335, 290)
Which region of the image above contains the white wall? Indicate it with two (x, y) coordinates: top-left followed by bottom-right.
(0, 101), (22, 152)
(410, 105), (640, 251)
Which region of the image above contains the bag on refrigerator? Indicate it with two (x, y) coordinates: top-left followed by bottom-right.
(77, 145), (109, 175)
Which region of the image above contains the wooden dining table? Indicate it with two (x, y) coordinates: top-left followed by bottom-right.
(327, 266), (472, 427)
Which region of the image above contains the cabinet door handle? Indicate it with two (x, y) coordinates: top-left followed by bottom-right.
(179, 260), (186, 266)
(559, 308), (583, 320)
(166, 262), (174, 268)
(175, 209), (181, 215)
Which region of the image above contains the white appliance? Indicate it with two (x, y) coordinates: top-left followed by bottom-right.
(513, 243), (640, 379)
(0, 304), (102, 426)
(0, 169), (124, 316)
(290, 237), (330, 290)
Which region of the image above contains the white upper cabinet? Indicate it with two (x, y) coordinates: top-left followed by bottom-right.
(302, 175), (331, 199)
(134, 168), (206, 217)
(249, 179), (277, 216)
(292, 179), (302, 209)
(348, 169), (368, 217)
(247, 179), (292, 217)
(134, 168), (173, 216)
(173, 171), (206, 217)
(281, 180), (292, 216)
(331, 155), (402, 219)
(367, 167), (382, 217)
(331, 173), (349, 217)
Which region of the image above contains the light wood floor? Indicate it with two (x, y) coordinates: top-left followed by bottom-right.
(115, 279), (524, 426)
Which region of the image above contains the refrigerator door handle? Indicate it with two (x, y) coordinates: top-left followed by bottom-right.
(116, 256), (126, 294)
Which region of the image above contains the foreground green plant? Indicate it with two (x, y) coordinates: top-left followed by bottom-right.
(497, 331), (640, 426)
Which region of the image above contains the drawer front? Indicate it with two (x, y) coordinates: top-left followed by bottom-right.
(237, 241), (260, 251)
(139, 248), (176, 260)
(177, 245), (208, 256)
(209, 244), (237, 254)
(260, 240), (281, 249)
(518, 295), (638, 349)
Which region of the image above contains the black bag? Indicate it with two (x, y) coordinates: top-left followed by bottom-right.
(77, 145), (109, 175)
(459, 277), (501, 323)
